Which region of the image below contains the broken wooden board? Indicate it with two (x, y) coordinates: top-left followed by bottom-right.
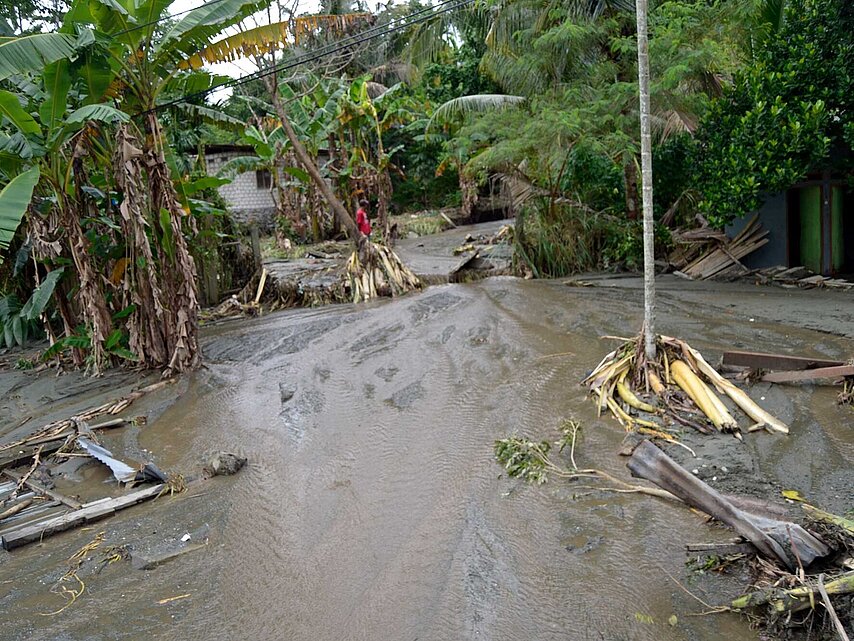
(2, 469), (82, 509)
(722, 350), (843, 371)
(627, 441), (830, 571)
(0, 484), (164, 550)
(761, 365), (854, 384)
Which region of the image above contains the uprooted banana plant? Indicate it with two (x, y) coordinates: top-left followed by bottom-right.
(583, 334), (789, 440)
(345, 241), (420, 303)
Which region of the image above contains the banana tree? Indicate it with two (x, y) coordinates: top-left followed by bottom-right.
(0, 0), (367, 371)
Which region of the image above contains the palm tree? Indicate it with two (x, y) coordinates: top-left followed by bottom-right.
(635, 0), (655, 359)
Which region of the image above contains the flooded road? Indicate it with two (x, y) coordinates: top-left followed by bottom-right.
(1, 277), (852, 640)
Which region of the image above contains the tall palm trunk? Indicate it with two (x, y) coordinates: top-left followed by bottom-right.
(636, 0), (656, 361)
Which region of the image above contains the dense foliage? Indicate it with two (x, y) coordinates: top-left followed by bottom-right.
(694, 0), (853, 227)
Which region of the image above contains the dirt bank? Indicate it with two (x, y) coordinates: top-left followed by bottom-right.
(0, 277), (851, 641)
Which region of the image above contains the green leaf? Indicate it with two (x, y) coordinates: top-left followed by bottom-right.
(39, 60), (72, 134)
(173, 102), (245, 132)
(65, 104), (130, 125)
(4, 317), (13, 348)
(0, 32), (82, 82)
(20, 268), (63, 320)
(0, 166), (39, 255)
(0, 131), (36, 160)
(0, 89), (40, 135)
(76, 49), (114, 105)
(104, 328), (122, 350)
(283, 166), (310, 183)
(109, 347), (139, 361)
(11, 313), (22, 346)
(183, 175), (230, 195)
(112, 303), (136, 320)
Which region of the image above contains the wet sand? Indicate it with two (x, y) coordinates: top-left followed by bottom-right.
(0, 275), (852, 641)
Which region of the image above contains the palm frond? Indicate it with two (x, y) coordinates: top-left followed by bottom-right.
(215, 155), (263, 178)
(428, 94), (525, 131)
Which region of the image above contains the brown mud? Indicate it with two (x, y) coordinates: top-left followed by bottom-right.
(0, 272), (852, 640)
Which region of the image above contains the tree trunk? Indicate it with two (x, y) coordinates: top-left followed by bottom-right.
(266, 82), (364, 251)
(636, 0), (656, 361)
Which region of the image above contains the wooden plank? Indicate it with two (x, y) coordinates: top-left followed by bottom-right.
(762, 365), (854, 384)
(1, 484), (164, 550)
(0, 441), (65, 471)
(0, 419), (129, 471)
(2, 469), (83, 510)
(722, 350), (843, 371)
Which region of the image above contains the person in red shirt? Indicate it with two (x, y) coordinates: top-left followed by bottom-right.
(355, 199), (372, 237)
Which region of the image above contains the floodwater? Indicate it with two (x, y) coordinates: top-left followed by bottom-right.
(1, 276), (853, 641)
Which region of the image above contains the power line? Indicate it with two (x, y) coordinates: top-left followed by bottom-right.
(142, 0), (473, 116)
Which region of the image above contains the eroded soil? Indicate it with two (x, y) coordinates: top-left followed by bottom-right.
(0, 275), (852, 641)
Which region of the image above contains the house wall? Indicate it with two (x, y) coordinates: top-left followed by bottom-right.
(725, 192), (788, 268)
(204, 151), (276, 230)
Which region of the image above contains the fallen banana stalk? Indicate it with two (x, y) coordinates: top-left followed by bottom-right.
(667, 337), (789, 434)
(731, 571), (854, 613)
(345, 242), (420, 303)
(583, 333), (788, 440)
(671, 360), (739, 433)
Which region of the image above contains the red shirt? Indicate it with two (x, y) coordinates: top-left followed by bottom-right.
(356, 208), (371, 236)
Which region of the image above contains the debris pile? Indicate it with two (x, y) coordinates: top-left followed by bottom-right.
(495, 424), (854, 640)
(722, 349), (854, 405)
(670, 215), (768, 280)
(583, 335), (788, 445)
(0, 381), (247, 551)
(751, 265), (854, 291)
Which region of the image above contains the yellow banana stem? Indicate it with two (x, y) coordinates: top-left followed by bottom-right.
(616, 380), (656, 413)
(648, 371), (665, 395)
(671, 360), (738, 431)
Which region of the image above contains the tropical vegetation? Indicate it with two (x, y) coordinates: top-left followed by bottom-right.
(0, 0), (848, 372)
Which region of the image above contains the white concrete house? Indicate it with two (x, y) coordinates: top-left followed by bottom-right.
(202, 145), (276, 229)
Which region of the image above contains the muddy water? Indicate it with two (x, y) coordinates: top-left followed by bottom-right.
(1, 278), (852, 640)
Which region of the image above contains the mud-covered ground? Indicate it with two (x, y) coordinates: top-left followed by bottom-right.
(0, 272), (852, 641)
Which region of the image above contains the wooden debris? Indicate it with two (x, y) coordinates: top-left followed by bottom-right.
(627, 441), (830, 570)
(0, 498), (33, 522)
(722, 350), (843, 371)
(731, 571), (854, 613)
(0, 379), (172, 456)
(686, 541), (755, 556)
(753, 265), (854, 290)
(673, 215), (769, 280)
(3, 469), (82, 509)
(0, 484), (164, 550)
(762, 365), (854, 384)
